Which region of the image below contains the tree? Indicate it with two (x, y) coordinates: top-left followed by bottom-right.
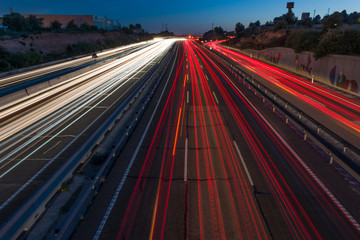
(323, 12), (343, 32)
(274, 20), (287, 31)
(312, 15), (321, 24)
(214, 26), (225, 36)
(27, 15), (43, 31)
(283, 11), (297, 25)
(299, 17), (312, 28)
(285, 30), (320, 52)
(341, 10), (348, 24)
(66, 20), (78, 30)
(235, 22), (245, 38)
(50, 20), (62, 30)
(273, 16), (283, 24)
(0, 46), (11, 71)
(248, 20), (260, 30)
(134, 23), (144, 34)
(348, 11), (360, 25)
(0, 59), (11, 71)
(121, 26), (132, 34)
(2, 13), (27, 31)
(79, 23), (91, 31)
(314, 29), (360, 58)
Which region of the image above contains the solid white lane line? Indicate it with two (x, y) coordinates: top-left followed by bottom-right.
(184, 138), (188, 182)
(233, 141), (254, 186)
(303, 94), (326, 107)
(43, 141), (62, 155)
(212, 91), (219, 104)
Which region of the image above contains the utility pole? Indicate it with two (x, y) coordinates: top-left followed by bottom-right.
(313, 9), (316, 18)
(212, 23), (214, 31)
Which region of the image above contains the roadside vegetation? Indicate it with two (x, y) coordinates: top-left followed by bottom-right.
(213, 10), (360, 59)
(0, 12), (153, 72)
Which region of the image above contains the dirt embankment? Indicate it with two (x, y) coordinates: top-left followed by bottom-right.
(235, 29), (288, 48)
(0, 31), (133, 54)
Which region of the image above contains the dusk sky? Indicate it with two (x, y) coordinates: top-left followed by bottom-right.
(0, 0), (359, 34)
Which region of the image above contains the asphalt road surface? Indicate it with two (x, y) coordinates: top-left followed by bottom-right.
(72, 40), (360, 239)
(0, 39), (173, 228)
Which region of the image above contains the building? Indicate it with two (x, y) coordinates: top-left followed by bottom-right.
(301, 12), (310, 21)
(22, 14), (94, 28)
(93, 16), (115, 30)
(20, 14), (119, 30)
(0, 16), (8, 30)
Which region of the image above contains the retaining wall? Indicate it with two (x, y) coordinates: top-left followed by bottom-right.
(244, 47), (360, 94)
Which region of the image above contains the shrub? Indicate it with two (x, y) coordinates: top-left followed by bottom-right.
(9, 51), (43, 69)
(314, 29), (360, 58)
(72, 42), (98, 54)
(286, 30), (320, 53)
(0, 59), (11, 71)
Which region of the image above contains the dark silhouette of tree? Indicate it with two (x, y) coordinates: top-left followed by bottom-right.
(121, 26), (132, 34)
(283, 11), (297, 25)
(214, 26), (225, 36)
(27, 15), (43, 31)
(323, 12), (343, 32)
(50, 20), (62, 30)
(66, 20), (78, 30)
(235, 22), (245, 38)
(273, 16), (283, 24)
(274, 20), (287, 31)
(312, 15), (321, 24)
(347, 11), (360, 24)
(341, 10), (348, 24)
(79, 23), (91, 31)
(2, 13), (27, 31)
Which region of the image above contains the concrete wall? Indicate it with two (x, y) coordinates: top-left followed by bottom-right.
(244, 47), (360, 94)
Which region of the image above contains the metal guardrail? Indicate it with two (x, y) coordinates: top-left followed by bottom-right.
(208, 46), (360, 183)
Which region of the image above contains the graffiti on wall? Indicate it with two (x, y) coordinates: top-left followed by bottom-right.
(296, 55), (312, 75)
(265, 52), (281, 64)
(330, 65), (359, 93)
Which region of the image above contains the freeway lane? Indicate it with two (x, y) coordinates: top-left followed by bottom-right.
(207, 41), (360, 149)
(74, 40), (270, 239)
(0, 40), (156, 96)
(193, 40), (360, 238)
(0, 39), (176, 231)
(73, 39), (360, 240)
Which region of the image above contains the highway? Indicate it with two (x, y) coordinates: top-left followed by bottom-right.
(72, 40), (360, 239)
(207, 41), (360, 150)
(0, 38), (177, 238)
(0, 40), (156, 96)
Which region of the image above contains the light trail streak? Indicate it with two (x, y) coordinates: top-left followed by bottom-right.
(92, 41), (182, 240)
(187, 40), (269, 239)
(197, 40), (360, 238)
(0, 39), (177, 178)
(115, 41), (186, 240)
(207, 41), (360, 134)
(0, 40), (157, 88)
